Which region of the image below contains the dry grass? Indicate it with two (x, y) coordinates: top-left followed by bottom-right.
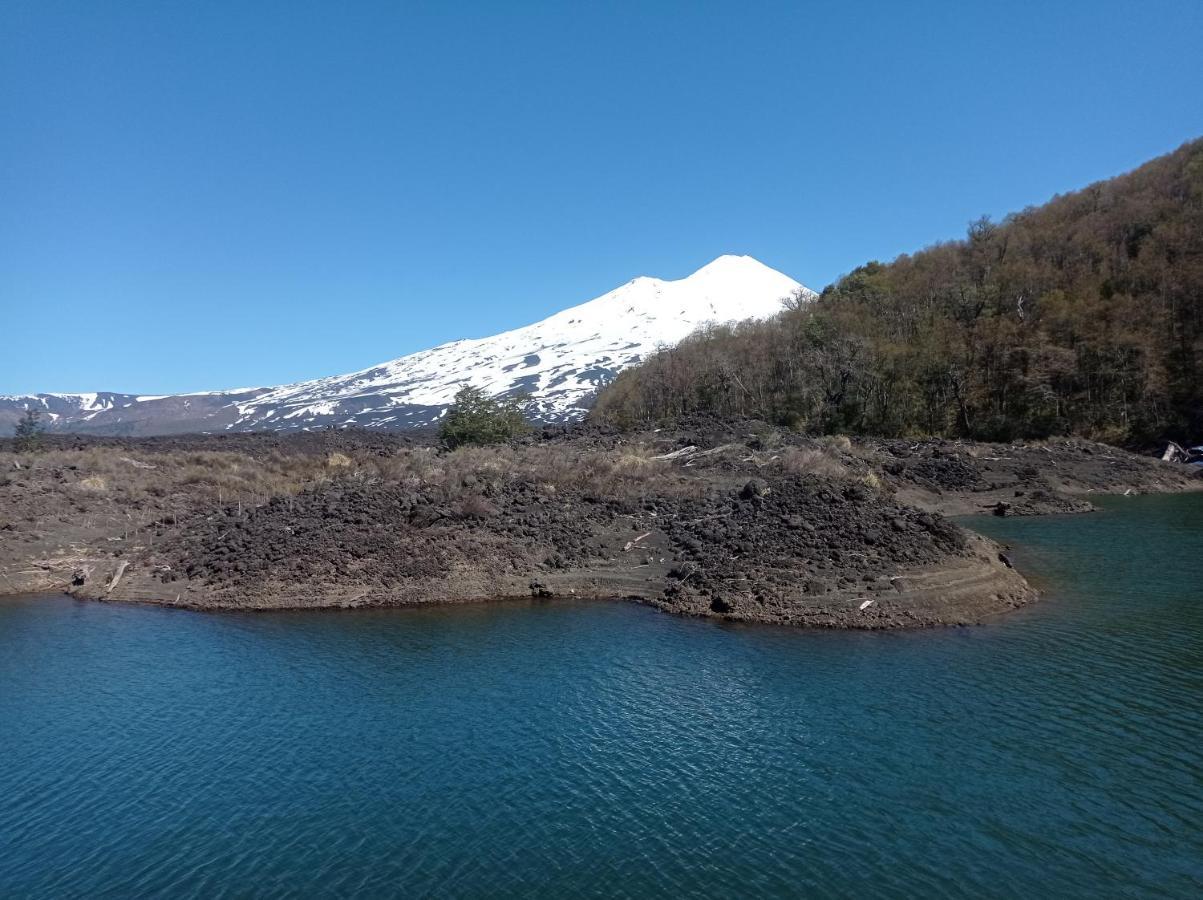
(0, 445), (331, 507)
(0, 437), (708, 528)
(353, 442), (674, 496)
(775, 447), (850, 480)
(819, 434), (853, 453)
(522, 444), (694, 496)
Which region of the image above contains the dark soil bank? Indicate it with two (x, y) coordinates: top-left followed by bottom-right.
(1, 424), (1197, 627)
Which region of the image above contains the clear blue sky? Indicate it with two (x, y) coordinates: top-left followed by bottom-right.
(2, 0), (1201, 395)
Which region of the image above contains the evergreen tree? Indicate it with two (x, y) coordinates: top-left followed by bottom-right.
(439, 385), (529, 448)
(13, 408), (45, 453)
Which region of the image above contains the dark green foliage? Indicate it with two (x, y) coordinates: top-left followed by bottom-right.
(439, 385), (529, 448)
(594, 138), (1203, 445)
(13, 408), (45, 453)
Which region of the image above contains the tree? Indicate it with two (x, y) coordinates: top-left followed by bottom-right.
(592, 137), (1203, 445)
(439, 385), (529, 448)
(13, 407), (45, 453)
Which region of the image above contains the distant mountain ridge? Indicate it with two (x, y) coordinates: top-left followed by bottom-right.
(1, 255), (807, 436)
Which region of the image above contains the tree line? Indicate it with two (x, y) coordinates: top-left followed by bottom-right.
(593, 138), (1203, 445)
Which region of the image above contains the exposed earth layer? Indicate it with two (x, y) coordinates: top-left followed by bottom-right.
(1, 423), (1197, 628)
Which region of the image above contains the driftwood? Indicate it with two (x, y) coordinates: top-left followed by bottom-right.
(105, 561), (129, 595)
(683, 444), (741, 466)
(1162, 441), (1187, 463)
(651, 443), (744, 466)
(650, 446), (697, 460)
(622, 532), (652, 552)
(120, 457), (157, 470)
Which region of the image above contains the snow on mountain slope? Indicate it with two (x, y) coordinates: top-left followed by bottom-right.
(235, 254), (807, 429)
(1, 255), (808, 436)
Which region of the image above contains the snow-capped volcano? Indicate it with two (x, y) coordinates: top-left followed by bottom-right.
(1, 255), (808, 436)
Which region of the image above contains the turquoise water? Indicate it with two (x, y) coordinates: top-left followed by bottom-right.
(2, 494), (1202, 898)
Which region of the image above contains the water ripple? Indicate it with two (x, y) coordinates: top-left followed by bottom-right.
(1, 494), (1202, 897)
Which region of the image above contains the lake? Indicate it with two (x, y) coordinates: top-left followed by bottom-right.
(2, 494), (1202, 898)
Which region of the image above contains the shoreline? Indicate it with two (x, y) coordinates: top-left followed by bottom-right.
(2, 426), (1198, 628)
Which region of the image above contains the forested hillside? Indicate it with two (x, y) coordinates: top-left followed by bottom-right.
(594, 139), (1203, 444)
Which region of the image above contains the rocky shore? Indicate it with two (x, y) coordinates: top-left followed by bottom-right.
(1, 424), (1197, 628)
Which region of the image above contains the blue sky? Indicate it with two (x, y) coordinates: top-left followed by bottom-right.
(2, 0), (1201, 395)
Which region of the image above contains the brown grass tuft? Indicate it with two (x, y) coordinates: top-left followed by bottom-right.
(819, 434), (853, 453)
(777, 447), (850, 480)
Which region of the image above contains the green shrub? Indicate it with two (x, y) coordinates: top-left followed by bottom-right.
(439, 386), (529, 449)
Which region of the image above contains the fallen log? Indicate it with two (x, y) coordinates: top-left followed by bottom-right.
(105, 561), (129, 595)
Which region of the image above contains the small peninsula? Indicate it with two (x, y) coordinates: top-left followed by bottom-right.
(2, 423), (1196, 628)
